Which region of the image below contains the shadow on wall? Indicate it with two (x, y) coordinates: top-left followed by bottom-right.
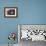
(19, 40), (46, 46)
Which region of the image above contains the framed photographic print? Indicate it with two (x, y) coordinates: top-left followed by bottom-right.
(18, 24), (46, 42)
(4, 7), (18, 18)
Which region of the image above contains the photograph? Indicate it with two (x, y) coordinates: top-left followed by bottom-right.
(4, 7), (18, 18)
(18, 25), (46, 41)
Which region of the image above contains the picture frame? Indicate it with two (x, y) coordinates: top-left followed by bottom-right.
(4, 7), (18, 18)
(18, 24), (46, 42)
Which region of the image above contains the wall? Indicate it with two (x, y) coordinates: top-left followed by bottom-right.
(0, 0), (46, 45)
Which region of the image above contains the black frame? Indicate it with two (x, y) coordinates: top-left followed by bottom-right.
(4, 7), (18, 18)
